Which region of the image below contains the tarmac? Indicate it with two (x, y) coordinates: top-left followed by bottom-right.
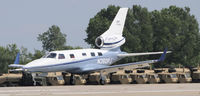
(0, 83), (200, 96)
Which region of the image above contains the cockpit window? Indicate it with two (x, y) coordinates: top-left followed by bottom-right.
(58, 54), (65, 59)
(46, 53), (57, 58)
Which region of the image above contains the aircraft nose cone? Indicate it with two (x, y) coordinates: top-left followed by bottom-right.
(23, 58), (55, 72)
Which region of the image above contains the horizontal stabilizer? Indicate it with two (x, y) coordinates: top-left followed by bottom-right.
(9, 64), (24, 68)
(9, 68), (23, 72)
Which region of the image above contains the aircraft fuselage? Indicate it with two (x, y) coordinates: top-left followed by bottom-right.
(23, 49), (124, 73)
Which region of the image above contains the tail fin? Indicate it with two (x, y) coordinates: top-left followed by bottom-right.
(14, 52), (20, 64)
(102, 8), (128, 37)
(95, 8), (128, 50)
(158, 48), (171, 62)
(9, 52), (24, 68)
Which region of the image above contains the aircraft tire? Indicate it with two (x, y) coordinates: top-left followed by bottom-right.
(100, 79), (105, 85)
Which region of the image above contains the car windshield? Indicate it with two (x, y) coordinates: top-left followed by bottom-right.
(45, 53), (57, 58)
(185, 73), (191, 78)
(139, 74), (146, 78)
(154, 74), (159, 78)
(170, 74), (177, 78)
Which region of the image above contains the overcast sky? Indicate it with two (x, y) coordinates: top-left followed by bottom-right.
(0, 0), (199, 52)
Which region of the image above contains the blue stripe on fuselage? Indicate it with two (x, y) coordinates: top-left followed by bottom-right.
(25, 57), (98, 69)
(103, 38), (125, 45)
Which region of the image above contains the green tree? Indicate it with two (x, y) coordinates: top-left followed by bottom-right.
(31, 50), (45, 60)
(19, 47), (32, 64)
(85, 5), (153, 63)
(151, 6), (200, 67)
(85, 5), (120, 48)
(38, 25), (66, 51)
(0, 44), (19, 73)
(85, 5), (200, 67)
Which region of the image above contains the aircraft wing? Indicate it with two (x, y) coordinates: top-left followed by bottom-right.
(118, 51), (171, 58)
(81, 48), (168, 74)
(81, 60), (155, 74)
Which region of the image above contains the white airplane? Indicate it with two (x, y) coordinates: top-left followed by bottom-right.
(9, 8), (170, 85)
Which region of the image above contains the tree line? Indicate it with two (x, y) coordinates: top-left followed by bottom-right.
(85, 5), (200, 68)
(0, 5), (199, 73)
(0, 25), (81, 73)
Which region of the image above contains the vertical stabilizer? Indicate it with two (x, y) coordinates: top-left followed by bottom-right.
(95, 8), (128, 50)
(14, 52), (20, 64)
(102, 8), (128, 37)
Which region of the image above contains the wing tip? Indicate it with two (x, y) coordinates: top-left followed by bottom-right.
(158, 48), (171, 62)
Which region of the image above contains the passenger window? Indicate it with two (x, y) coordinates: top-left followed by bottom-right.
(70, 54), (75, 58)
(90, 52), (95, 57)
(46, 53), (57, 58)
(98, 52), (103, 56)
(82, 53), (87, 56)
(58, 54), (65, 59)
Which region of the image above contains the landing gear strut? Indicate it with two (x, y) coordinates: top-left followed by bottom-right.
(31, 73), (37, 86)
(99, 72), (106, 85)
(70, 74), (75, 85)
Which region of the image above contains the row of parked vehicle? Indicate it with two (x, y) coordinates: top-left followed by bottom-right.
(1, 67), (200, 86)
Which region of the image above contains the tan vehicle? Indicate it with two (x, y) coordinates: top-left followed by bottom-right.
(0, 73), (22, 87)
(158, 73), (178, 83)
(110, 70), (132, 84)
(130, 73), (148, 84)
(46, 72), (65, 85)
(34, 72), (65, 86)
(146, 73), (160, 83)
(174, 68), (190, 73)
(63, 73), (86, 85)
(192, 68), (200, 82)
(176, 73), (192, 83)
(87, 72), (110, 85)
(174, 68), (192, 83)
(129, 69), (148, 84)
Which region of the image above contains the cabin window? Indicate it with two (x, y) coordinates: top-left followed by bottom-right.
(46, 53), (57, 58)
(58, 54), (65, 59)
(82, 53), (87, 56)
(98, 52), (103, 56)
(90, 52), (95, 57)
(70, 54), (75, 58)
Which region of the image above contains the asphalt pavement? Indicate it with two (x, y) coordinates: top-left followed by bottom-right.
(0, 83), (200, 96)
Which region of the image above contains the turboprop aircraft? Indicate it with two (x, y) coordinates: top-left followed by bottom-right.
(9, 8), (170, 85)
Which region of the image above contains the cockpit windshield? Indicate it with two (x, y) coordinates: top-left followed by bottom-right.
(44, 53), (57, 58)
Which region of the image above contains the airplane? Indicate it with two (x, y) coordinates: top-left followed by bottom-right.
(9, 8), (170, 85)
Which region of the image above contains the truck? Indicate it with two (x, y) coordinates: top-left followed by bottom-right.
(0, 73), (22, 87)
(110, 70), (132, 84)
(87, 72), (110, 85)
(130, 70), (148, 84)
(63, 73), (86, 85)
(158, 73), (178, 83)
(174, 68), (192, 83)
(34, 72), (65, 86)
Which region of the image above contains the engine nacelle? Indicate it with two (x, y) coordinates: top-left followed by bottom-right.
(95, 35), (125, 49)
